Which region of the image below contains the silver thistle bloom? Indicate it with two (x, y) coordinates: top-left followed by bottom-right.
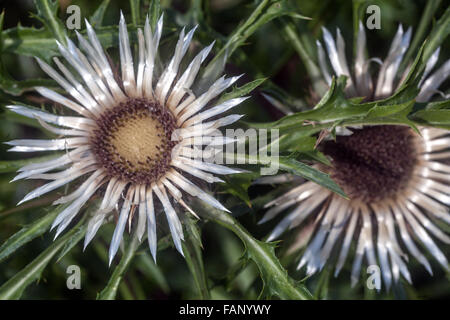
(317, 22), (450, 102)
(261, 23), (450, 289)
(6, 13), (247, 264)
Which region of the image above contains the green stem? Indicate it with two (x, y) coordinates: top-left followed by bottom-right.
(182, 217), (210, 299)
(421, 5), (450, 68)
(130, 0), (141, 26)
(209, 0), (269, 67)
(400, 0), (442, 73)
(199, 203), (312, 300)
(182, 241), (211, 299)
(97, 232), (141, 300)
(277, 17), (328, 97)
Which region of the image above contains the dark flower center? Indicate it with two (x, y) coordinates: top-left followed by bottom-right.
(321, 125), (417, 203)
(91, 98), (177, 184)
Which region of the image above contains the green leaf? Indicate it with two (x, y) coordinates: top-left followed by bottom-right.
(352, 0), (366, 57)
(224, 152), (346, 198)
(276, 134), (316, 153)
(56, 222), (88, 262)
(0, 154), (60, 174)
(0, 9), (4, 52)
(248, 76), (424, 134)
(1, 26), (59, 62)
(0, 9), (8, 79)
(217, 78), (266, 105)
(222, 172), (260, 207)
(364, 100), (414, 120)
(0, 78), (57, 96)
(412, 109), (450, 127)
(0, 218), (83, 299)
(135, 253), (170, 294)
(0, 204), (68, 263)
(386, 41), (427, 106)
(89, 0), (111, 27)
(97, 232), (141, 300)
(277, 157), (347, 199)
(148, 0), (161, 30)
(400, 0), (442, 73)
(197, 202), (313, 300)
(33, 0), (67, 44)
(182, 216), (210, 299)
(130, 0), (141, 26)
(2, 25), (126, 62)
(422, 5), (450, 66)
(276, 17), (328, 96)
(203, 0), (310, 80)
(424, 99), (450, 110)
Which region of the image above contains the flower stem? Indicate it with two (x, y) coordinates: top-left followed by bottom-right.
(198, 202), (313, 300)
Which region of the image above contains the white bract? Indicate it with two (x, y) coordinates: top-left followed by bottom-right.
(6, 13), (247, 265)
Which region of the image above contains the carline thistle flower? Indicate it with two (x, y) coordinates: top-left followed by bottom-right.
(6, 13), (248, 264)
(261, 23), (450, 289)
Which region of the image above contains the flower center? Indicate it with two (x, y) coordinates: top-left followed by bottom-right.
(321, 125), (417, 203)
(91, 98), (177, 184)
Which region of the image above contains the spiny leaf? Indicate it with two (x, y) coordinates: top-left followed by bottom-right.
(422, 5), (450, 65)
(198, 202), (313, 300)
(386, 41), (427, 105)
(1, 26), (58, 62)
(224, 152), (346, 198)
(222, 171), (260, 207)
(0, 9), (4, 52)
(0, 10), (9, 80)
(203, 0), (309, 81)
(248, 76), (425, 134)
(33, 0), (66, 44)
(411, 109), (450, 127)
(278, 156), (347, 199)
(89, 0), (111, 27)
(0, 204), (67, 263)
(0, 218), (84, 300)
(217, 78), (266, 105)
(276, 134), (316, 153)
(2, 25), (129, 62)
(182, 216), (210, 299)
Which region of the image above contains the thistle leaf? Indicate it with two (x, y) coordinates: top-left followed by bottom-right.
(89, 0), (111, 27)
(278, 156), (347, 199)
(217, 78), (266, 105)
(182, 216), (210, 299)
(0, 205), (68, 263)
(197, 202), (313, 300)
(33, 0), (66, 44)
(0, 218), (84, 299)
